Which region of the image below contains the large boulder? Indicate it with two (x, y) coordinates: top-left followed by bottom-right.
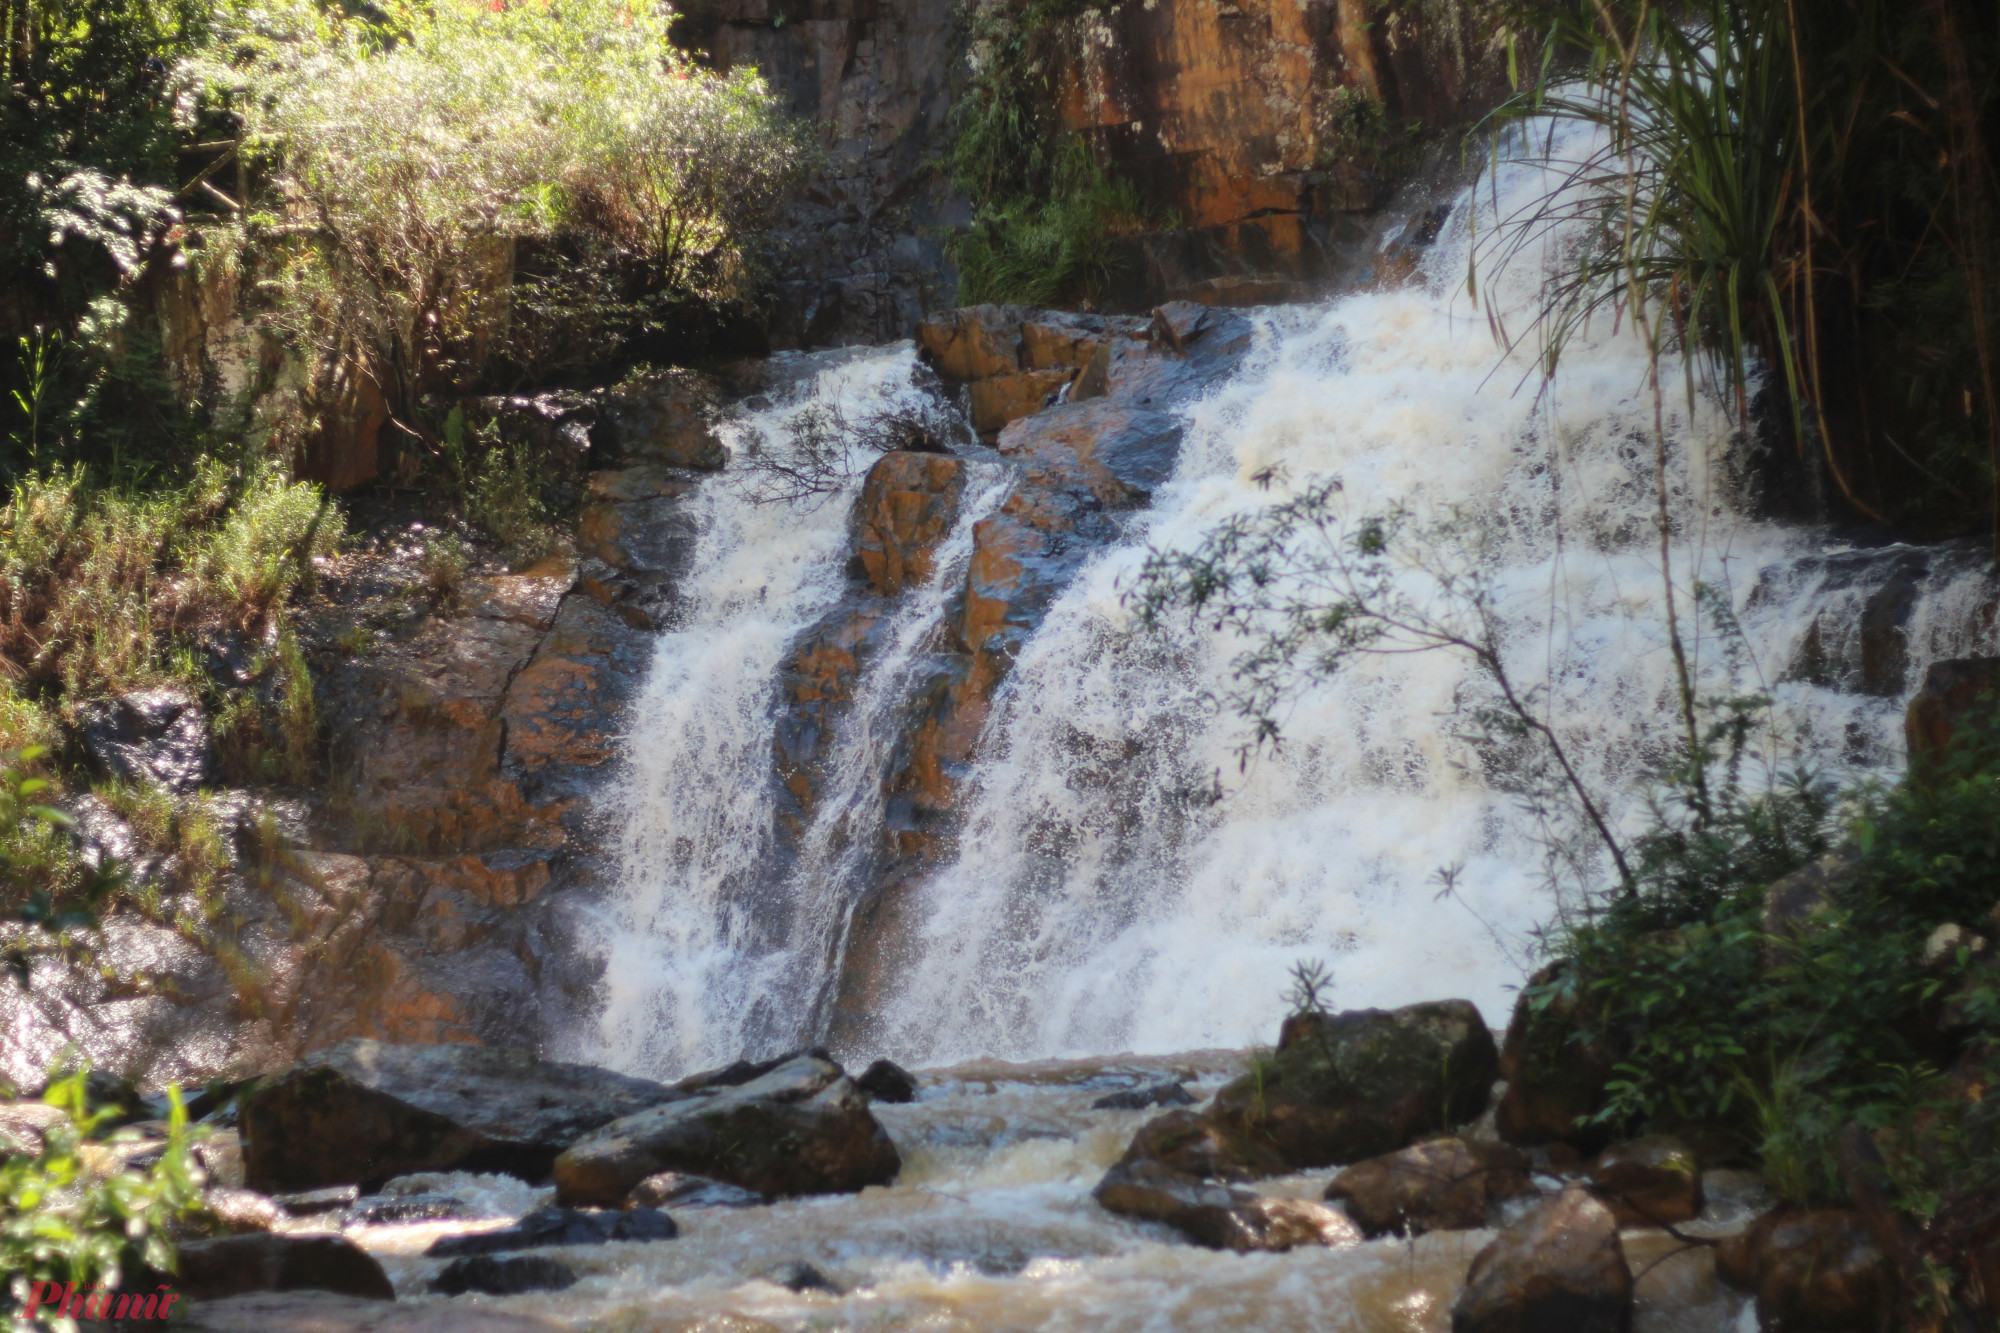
(551, 1051), (900, 1206)
(1109, 1107), (1290, 1181)
(176, 1234), (395, 1301)
(1204, 1000), (1499, 1171)
(1716, 1209), (1895, 1332)
(1323, 1136), (1535, 1238)
(239, 1040), (678, 1192)
(1587, 1136), (1702, 1228)
(1495, 964), (1622, 1150)
(1093, 1158), (1360, 1252)
(916, 305), (1031, 381)
(1452, 1187), (1633, 1333)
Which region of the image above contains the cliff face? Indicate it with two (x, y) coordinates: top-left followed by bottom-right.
(682, 0), (1522, 342)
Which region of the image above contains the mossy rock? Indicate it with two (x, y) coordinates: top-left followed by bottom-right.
(1205, 999), (1499, 1171)
(1494, 962), (1625, 1152)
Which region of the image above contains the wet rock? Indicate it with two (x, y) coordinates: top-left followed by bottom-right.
(1452, 1186), (1633, 1333)
(1021, 312), (1120, 370)
(426, 1204), (678, 1258)
(1716, 1209), (1894, 1332)
(77, 688), (211, 794)
(917, 305), (1030, 381)
(239, 1040), (678, 1192)
(429, 1254), (578, 1296)
(341, 1191), (471, 1226)
(552, 1052), (900, 1206)
(1907, 656), (2000, 769)
(176, 1234), (395, 1301)
(1323, 1136), (1535, 1238)
(768, 1261), (842, 1294)
(201, 1186), (287, 1234)
(969, 368), (1075, 434)
(592, 368), (727, 470)
(1205, 1000), (1499, 1171)
(1495, 963), (1622, 1151)
(274, 1184), (360, 1216)
(1091, 1081), (1195, 1111)
(0, 1100), (68, 1155)
(854, 1058), (919, 1104)
(628, 1171), (767, 1209)
(854, 453), (966, 597)
(1588, 1136), (1702, 1227)
(1093, 1158), (1361, 1252)
(193, 1127), (246, 1188)
(994, 399), (1184, 509)
(178, 1290), (569, 1332)
(1149, 300), (1210, 354)
(1111, 1107), (1290, 1182)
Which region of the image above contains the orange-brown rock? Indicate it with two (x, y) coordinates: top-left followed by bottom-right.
(1324, 1136), (1535, 1237)
(1907, 656), (2000, 770)
(969, 368), (1075, 434)
(1717, 1209), (1895, 1332)
(916, 305), (1030, 381)
(855, 451), (967, 596)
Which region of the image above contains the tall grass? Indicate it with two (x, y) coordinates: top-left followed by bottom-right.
(1480, 0), (2000, 536)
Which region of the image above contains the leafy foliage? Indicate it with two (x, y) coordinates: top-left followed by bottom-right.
(1, 1069), (208, 1325)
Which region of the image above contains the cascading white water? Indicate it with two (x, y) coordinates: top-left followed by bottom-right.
(598, 118), (1999, 1079)
(590, 347), (1008, 1074)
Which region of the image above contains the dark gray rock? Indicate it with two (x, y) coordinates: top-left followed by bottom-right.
(553, 1052), (901, 1206)
(78, 687), (212, 794)
(341, 1192), (471, 1226)
(1091, 1081), (1195, 1111)
(855, 1058), (918, 1104)
(274, 1185), (360, 1217)
(176, 1234), (395, 1301)
(239, 1040), (680, 1192)
(426, 1205), (677, 1258)
(1093, 1158), (1361, 1252)
(628, 1171), (767, 1209)
(768, 1262), (842, 1294)
(429, 1254), (579, 1296)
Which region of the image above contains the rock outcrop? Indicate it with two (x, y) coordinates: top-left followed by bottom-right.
(1494, 962), (1622, 1151)
(239, 1040), (677, 1191)
(552, 1051), (901, 1206)
(1452, 1187), (1633, 1333)
(1907, 656), (2000, 769)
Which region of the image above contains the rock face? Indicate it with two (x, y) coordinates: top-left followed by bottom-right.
(1093, 1157), (1361, 1252)
(1716, 1210), (1895, 1332)
(1587, 1136), (1702, 1228)
(552, 1051), (900, 1206)
(175, 1234), (395, 1302)
(239, 1040), (678, 1191)
(1323, 1136), (1535, 1237)
(1495, 963), (1622, 1151)
(1203, 1000), (1499, 1170)
(854, 452), (967, 595)
(1452, 1187), (1633, 1333)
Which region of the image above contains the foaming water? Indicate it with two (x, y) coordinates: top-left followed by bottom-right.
(863, 124), (1995, 1062)
(343, 1060), (1755, 1332)
(595, 117), (1998, 1076)
(589, 346), (1007, 1073)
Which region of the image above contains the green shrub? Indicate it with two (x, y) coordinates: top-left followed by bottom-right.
(190, 0), (811, 426)
(1, 1069), (207, 1326)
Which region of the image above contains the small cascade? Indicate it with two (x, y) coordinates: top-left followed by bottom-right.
(597, 117), (2000, 1079)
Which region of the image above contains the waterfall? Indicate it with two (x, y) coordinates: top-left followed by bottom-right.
(594, 119), (1999, 1079)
